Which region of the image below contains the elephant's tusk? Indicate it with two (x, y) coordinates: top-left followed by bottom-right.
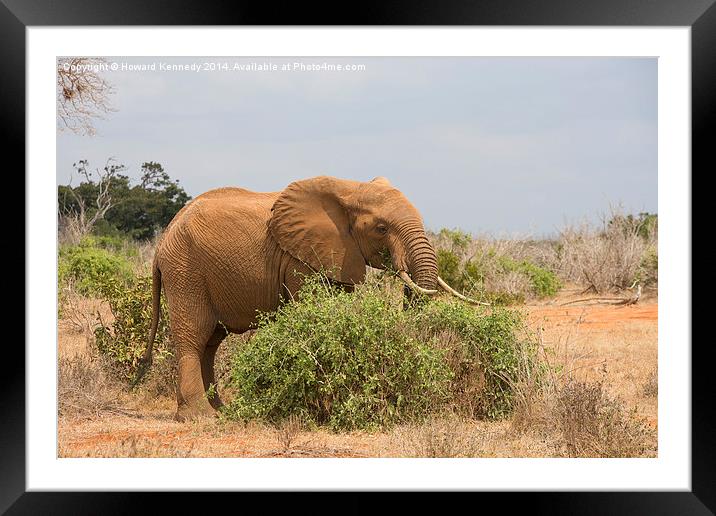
(437, 276), (491, 306)
(398, 271), (438, 295)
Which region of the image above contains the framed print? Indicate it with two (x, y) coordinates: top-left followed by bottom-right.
(6, 0), (711, 513)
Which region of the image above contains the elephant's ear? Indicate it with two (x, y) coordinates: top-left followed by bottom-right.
(370, 176), (392, 187)
(269, 176), (366, 284)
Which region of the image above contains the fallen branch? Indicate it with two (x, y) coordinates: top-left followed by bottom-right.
(561, 285), (641, 307)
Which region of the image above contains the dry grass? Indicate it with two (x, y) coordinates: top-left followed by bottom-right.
(58, 354), (126, 419)
(57, 213), (87, 246)
(128, 233), (162, 276)
(387, 414), (490, 457)
(57, 294), (138, 421)
(508, 298), (658, 457)
(509, 377), (656, 458)
(642, 366), (658, 398)
(555, 379), (655, 457)
(58, 281), (104, 334)
(60, 433), (198, 458)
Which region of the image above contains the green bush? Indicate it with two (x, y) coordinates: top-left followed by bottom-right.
(436, 248), (464, 289)
(79, 234), (138, 257)
(480, 290), (525, 307)
(436, 248), (488, 294)
(636, 246), (658, 286)
(416, 300), (542, 419)
(58, 243), (134, 296)
(436, 246), (558, 304)
(224, 276), (451, 430)
(498, 256), (561, 298)
(222, 274), (539, 430)
(94, 276), (172, 383)
(437, 228), (471, 253)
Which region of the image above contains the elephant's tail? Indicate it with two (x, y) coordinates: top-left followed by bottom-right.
(133, 260), (162, 388)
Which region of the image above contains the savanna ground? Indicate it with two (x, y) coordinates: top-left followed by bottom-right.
(57, 280), (657, 458)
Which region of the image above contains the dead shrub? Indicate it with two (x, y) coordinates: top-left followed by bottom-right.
(390, 415), (487, 457)
(273, 414), (304, 453)
(508, 330), (656, 458)
(58, 354), (125, 419)
(556, 209), (657, 294)
(58, 281), (102, 334)
(555, 379), (655, 457)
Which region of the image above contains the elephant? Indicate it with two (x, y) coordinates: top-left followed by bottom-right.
(136, 175), (482, 421)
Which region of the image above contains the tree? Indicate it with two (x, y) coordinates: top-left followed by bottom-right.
(58, 158), (126, 239)
(58, 160), (191, 240)
(57, 57), (115, 136)
(106, 162), (191, 239)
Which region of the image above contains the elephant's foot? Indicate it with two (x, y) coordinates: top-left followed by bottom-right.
(208, 394), (224, 411)
(174, 399), (217, 422)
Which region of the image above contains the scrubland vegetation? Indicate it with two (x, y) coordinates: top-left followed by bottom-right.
(57, 200), (657, 457)
(429, 209), (657, 302)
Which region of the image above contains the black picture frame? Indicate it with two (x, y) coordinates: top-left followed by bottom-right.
(6, 0), (709, 513)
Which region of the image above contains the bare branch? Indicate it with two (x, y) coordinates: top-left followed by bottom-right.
(57, 58), (116, 136)
(61, 159), (123, 237)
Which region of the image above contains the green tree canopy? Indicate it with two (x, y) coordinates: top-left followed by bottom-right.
(58, 160), (191, 240)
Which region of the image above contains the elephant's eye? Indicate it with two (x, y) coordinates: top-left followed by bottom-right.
(376, 224), (388, 235)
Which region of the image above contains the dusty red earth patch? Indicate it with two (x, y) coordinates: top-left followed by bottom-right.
(524, 302), (657, 330)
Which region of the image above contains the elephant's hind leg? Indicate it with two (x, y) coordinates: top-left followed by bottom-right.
(201, 325), (228, 410)
(171, 314), (219, 422)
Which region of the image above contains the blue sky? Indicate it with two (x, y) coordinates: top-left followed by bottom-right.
(56, 57), (657, 237)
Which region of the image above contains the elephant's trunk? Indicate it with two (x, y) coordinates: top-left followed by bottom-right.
(396, 220), (439, 292)
(393, 222), (490, 305)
